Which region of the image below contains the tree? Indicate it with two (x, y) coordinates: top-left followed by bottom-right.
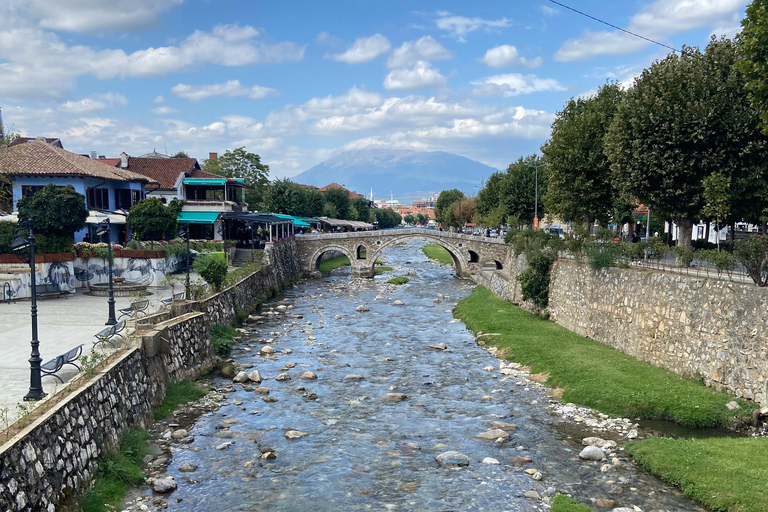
(501, 155), (546, 223)
(702, 172), (731, 249)
(738, 0), (768, 134)
(542, 82), (624, 226)
(193, 255), (228, 290)
(17, 184), (87, 238)
(301, 188), (324, 217)
(171, 151), (189, 158)
(261, 178), (304, 215)
(450, 197), (476, 228)
(404, 213), (415, 225)
(375, 208), (402, 228)
(416, 213), (428, 225)
(606, 37), (768, 246)
(435, 189), (464, 225)
(323, 187), (350, 219)
(203, 147), (269, 188)
(127, 197), (179, 240)
(0, 132), (20, 211)
(351, 197), (371, 224)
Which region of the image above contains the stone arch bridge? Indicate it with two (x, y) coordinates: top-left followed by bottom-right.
(296, 228), (509, 278)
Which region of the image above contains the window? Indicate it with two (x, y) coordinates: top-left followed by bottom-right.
(21, 185), (44, 199)
(115, 189), (131, 209)
(132, 190), (143, 205)
(87, 188), (109, 210)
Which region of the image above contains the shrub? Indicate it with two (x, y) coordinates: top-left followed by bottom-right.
(733, 236), (768, 286)
(0, 222), (15, 253)
(211, 324), (238, 355)
(699, 249), (737, 277)
(586, 242), (623, 270)
(193, 255), (228, 290)
(386, 276), (409, 285)
(507, 229), (563, 260)
(673, 245), (696, 267)
(517, 254), (555, 309)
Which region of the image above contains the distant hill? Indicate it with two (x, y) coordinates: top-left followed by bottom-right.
(292, 149), (499, 201)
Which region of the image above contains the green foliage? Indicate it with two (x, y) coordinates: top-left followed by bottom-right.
(586, 243), (624, 270)
(322, 187), (351, 219)
(435, 189), (464, 225)
(702, 172), (732, 249)
(211, 324), (238, 355)
(738, 0), (768, 136)
(542, 82), (623, 225)
(477, 155), (546, 227)
(700, 249), (737, 277)
(350, 196), (371, 223)
(79, 429), (150, 512)
(673, 245), (696, 267)
(403, 213), (415, 225)
(154, 380), (207, 420)
(374, 207), (402, 228)
(171, 151), (189, 158)
(416, 213), (428, 225)
(551, 494), (596, 512)
(626, 437), (768, 512)
(318, 254), (350, 273)
(422, 244), (454, 265)
(449, 197), (476, 228)
(261, 178), (305, 215)
(203, 146), (269, 188)
(386, 276), (409, 285)
(234, 306), (248, 325)
(734, 235), (768, 286)
(193, 255), (228, 290)
(517, 254), (555, 309)
(455, 286), (750, 428)
(507, 229), (563, 260)
(17, 184), (88, 238)
(222, 260), (263, 289)
(127, 198), (178, 240)
(0, 222), (14, 253)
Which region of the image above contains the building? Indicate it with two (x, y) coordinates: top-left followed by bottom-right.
(112, 151), (246, 240)
(0, 138), (157, 243)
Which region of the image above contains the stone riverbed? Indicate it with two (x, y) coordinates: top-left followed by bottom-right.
(128, 241), (704, 512)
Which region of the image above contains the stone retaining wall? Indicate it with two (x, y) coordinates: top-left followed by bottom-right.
(0, 238), (302, 511)
(474, 251), (768, 405)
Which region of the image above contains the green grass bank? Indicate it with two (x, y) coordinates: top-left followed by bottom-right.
(318, 255), (351, 273)
(454, 286), (748, 429)
(551, 494), (596, 512)
(422, 244), (453, 265)
(386, 276), (409, 285)
(626, 437), (768, 512)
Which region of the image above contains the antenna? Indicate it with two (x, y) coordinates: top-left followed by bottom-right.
(164, 142), (168, 155)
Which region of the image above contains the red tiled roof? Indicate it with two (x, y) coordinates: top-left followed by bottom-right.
(189, 168), (225, 179)
(125, 157), (200, 190)
(0, 139), (158, 184)
(96, 157), (121, 167)
(319, 182), (364, 199)
(9, 137), (62, 148)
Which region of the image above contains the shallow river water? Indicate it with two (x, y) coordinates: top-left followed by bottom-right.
(159, 241), (703, 512)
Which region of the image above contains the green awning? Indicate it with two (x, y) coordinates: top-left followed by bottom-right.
(274, 213), (310, 228)
(183, 178), (227, 186)
(178, 211), (220, 224)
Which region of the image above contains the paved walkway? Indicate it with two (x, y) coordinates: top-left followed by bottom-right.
(0, 284), (187, 429)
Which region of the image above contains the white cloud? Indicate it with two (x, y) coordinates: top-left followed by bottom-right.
(58, 93), (128, 113)
(22, 0), (183, 33)
(539, 5), (559, 16)
(472, 73), (566, 96)
(151, 106), (177, 115)
(153, 95), (165, 103)
(316, 31), (342, 46)
(479, 45), (542, 68)
(387, 36), (453, 68)
(0, 23), (305, 101)
(435, 13), (511, 42)
(384, 61), (447, 90)
(327, 34), (391, 64)
(555, 0), (746, 61)
(171, 80), (279, 102)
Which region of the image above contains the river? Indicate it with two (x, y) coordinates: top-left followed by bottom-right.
(154, 241), (702, 512)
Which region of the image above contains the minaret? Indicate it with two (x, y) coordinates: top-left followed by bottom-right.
(370, 188), (373, 201)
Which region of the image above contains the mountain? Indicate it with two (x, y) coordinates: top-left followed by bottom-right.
(292, 149), (499, 201)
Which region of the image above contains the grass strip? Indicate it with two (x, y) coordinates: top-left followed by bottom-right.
(454, 286), (749, 428)
(626, 437), (768, 512)
(211, 323), (239, 356)
(551, 494), (596, 512)
(80, 429), (150, 512)
(386, 276), (409, 285)
(318, 255), (350, 273)
(154, 380), (207, 421)
(422, 244), (453, 265)
(375, 266), (394, 274)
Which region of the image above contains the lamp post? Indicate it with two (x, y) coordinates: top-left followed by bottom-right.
(179, 223), (191, 299)
(11, 220), (46, 402)
(530, 161), (548, 231)
(96, 219), (117, 325)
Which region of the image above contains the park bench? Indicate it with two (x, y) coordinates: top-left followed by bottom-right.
(35, 283), (70, 299)
(117, 299), (149, 321)
(93, 320), (126, 349)
(160, 291), (186, 307)
(41, 344), (83, 383)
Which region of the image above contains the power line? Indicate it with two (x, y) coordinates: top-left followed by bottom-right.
(546, 0), (682, 54)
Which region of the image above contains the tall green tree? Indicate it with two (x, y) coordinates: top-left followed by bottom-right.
(702, 172), (731, 249)
(203, 147), (270, 209)
(738, 0), (768, 134)
(350, 196), (371, 224)
(501, 155), (547, 223)
(171, 151), (189, 158)
(542, 82), (624, 226)
(261, 178), (304, 215)
(322, 187), (350, 219)
(17, 184), (88, 238)
(127, 197), (179, 240)
(435, 189), (464, 225)
(301, 187), (324, 217)
(606, 37), (768, 246)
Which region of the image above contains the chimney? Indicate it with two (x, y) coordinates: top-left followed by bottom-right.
(209, 152), (218, 160)
(90, 150), (98, 159)
(120, 151), (129, 169)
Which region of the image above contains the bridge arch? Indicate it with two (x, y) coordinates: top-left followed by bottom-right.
(308, 245), (356, 272)
(481, 259), (504, 270)
(368, 234), (467, 277)
(356, 244), (367, 260)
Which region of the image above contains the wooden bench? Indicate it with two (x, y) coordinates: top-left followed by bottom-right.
(93, 320), (126, 349)
(35, 283), (70, 299)
(41, 344), (83, 383)
(117, 299), (149, 321)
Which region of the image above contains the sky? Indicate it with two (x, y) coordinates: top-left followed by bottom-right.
(0, 0), (749, 180)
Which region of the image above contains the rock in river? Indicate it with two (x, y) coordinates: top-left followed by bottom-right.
(260, 346), (276, 355)
(381, 393), (407, 402)
(248, 370), (262, 383)
(344, 374), (365, 381)
(275, 373), (291, 381)
(233, 371), (249, 383)
(302, 371), (318, 380)
(475, 429), (510, 441)
(285, 430), (308, 439)
(579, 446), (605, 461)
(435, 451), (469, 467)
(151, 477), (177, 493)
(356, 304), (369, 312)
(428, 343), (448, 351)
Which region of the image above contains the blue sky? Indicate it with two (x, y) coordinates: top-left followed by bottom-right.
(0, 0), (748, 179)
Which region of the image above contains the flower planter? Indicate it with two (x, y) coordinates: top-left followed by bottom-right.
(0, 252), (75, 264)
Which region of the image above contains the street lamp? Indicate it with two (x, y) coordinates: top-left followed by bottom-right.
(10, 219), (46, 401)
(178, 223), (191, 299)
(95, 219), (117, 325)
(530, 162), (548, 231)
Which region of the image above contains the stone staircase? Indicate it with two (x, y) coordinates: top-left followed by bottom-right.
(232, 248), (263, 267)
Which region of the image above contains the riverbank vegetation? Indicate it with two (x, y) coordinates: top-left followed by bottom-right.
(79, 429), (150, 512)
(211, 324), (238, 355)
(551, 494), (595, 512)
(626, 437), (768, 512)
(422, 244), (453, 265)
(154, 380), (207, 421)
(455, 287), (749, 428)
(386, 276), (409, 285)
(318, 255), (350, 273)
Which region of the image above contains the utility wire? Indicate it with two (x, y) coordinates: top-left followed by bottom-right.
(546, 0), (682, 54)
